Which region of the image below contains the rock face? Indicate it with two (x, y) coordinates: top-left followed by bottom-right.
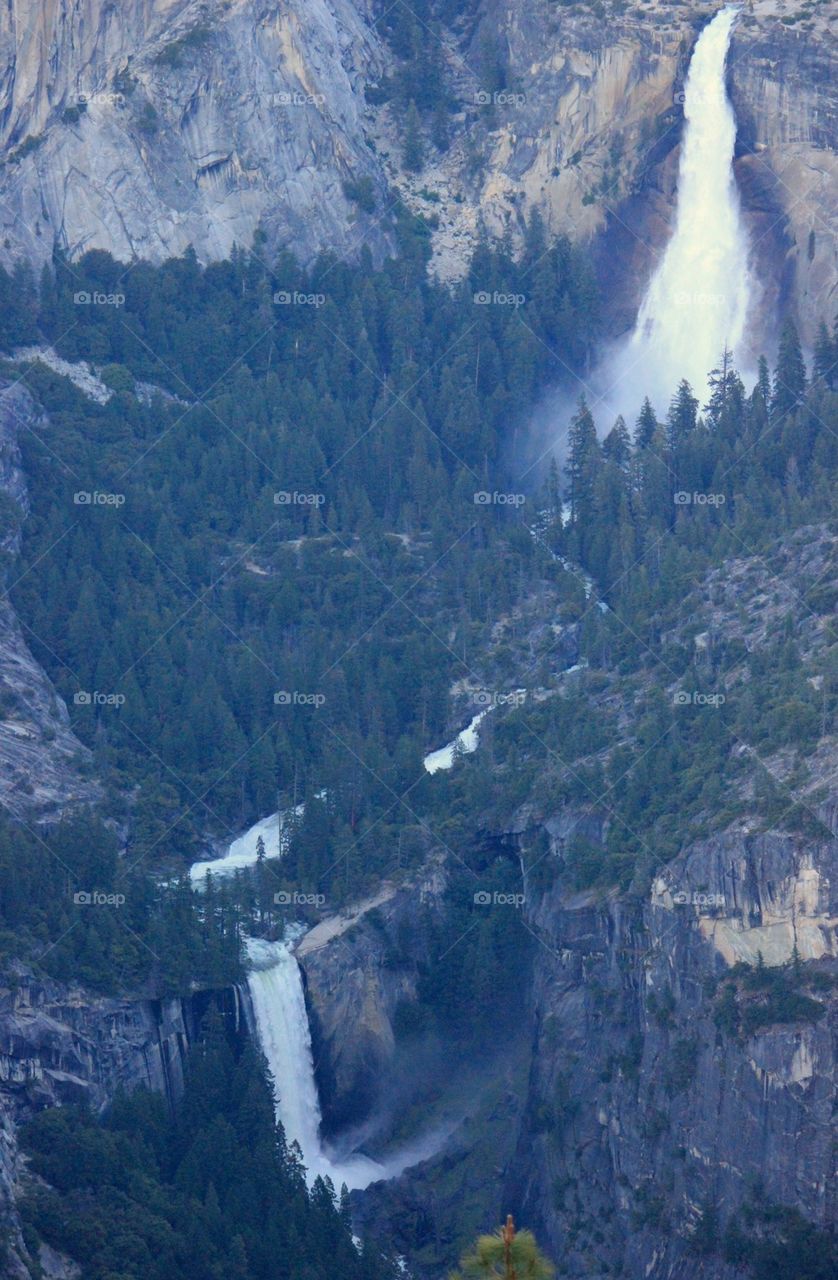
(0, 970), (244, 1276)
(303, 825), (836, 1279)
(508, 825), (836, 1279)
(0, 381), (99, 819)
(0, 0), (390, 269)
(300, 867), (446, 1133)
(730, 6), (838, 346)
(300, 530), (838, 1278)
(0, 2), (834, 342)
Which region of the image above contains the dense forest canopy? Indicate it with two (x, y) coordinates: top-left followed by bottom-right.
(0, 219), (837, 993)
(19, 1008), (398, 1280)
(0, 200), (836, 1280)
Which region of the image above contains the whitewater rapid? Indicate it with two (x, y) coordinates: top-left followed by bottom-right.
(246, 935), (385, 1190)
(423, 709), (490, 774)
(599, 5), (753, 419)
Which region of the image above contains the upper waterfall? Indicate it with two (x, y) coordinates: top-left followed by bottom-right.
(602, 5), (753, 420)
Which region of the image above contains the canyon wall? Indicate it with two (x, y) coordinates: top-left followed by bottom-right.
(0, 380), (99, 819)
(0, 2), (834, 342)
(300, 527), (838, 1278)
(0, 970), (243, 1277)
(302, 818), (836, 1279)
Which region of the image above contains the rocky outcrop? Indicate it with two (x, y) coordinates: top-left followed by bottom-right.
(369, 1), (690, 293)
(300, 527), (838, 1278)
(731, 2), (838, 345)
(0, 969), (244, 1277)
(300, 864), (447, 1132)
(509, 823), (837, 1279)
(0, 380), (99, 820)
(0, 0), (390, 269)
(302, 820), (836, 1279)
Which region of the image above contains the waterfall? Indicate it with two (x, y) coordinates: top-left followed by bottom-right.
(190, 807), (302, 883)
(423, 709), (490, 774)
(600, 5), (753, 420)
(245, 936), (384, 1191)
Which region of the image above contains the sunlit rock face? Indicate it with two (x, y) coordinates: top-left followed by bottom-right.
(0, 0), (390, 268)
(729, 8), (838, 348)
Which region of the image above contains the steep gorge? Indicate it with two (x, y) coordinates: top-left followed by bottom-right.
(289, 528), (838, 1280)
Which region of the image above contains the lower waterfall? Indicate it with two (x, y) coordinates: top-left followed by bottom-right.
(245, 936), (384, 1190)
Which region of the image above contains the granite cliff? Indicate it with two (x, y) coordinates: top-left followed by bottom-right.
(0, 971), (243, 1278)
(0, 379), (98, 820)
(0, 1), (834, 341)
(296, 526), (838, 1279)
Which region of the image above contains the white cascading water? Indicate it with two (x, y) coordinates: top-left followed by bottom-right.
(245, 936), (384, 1190)
(599, 5), (753, 420)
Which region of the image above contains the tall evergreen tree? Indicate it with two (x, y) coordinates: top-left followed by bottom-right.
(634, 397), (657, 449)
(666, 379), (698, 449)
(772, 319), (807, 417)
(813, 319), (836, 388)
(403, 101), (424, 172)
(603, 415), (631, 468)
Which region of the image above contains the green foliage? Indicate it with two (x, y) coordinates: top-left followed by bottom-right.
(451, 1221), (555, 1280)
(403, 101), (425, 171)
(0, 231), (596, 902)
(154, 24), (213, 67)
(342, 175), (377, 212)
(0, 811), (241, 992)
(411, 863), (533, 1038)
(724, 1201), (838, 1280)
(665, 1037), (698, 1094)
(20, 1021), (397, 1280)
(714, 961), (830, 1039)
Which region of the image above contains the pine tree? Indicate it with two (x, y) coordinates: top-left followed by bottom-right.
(705, 347), (744, 433)
(431, 99), (450, 152)
(813, 319), (835, 388)
(451, 1216), (555, 1280)
(634, 397), (657, 449)
(754, 354), (771, 411)
(403, 101), (424, 172)
(772, 319), (807, 417)
(564, 399), (602, 569)
(603, 415), (631, 468)
(564, 398), (600, 523)
(666, 379), (698, 449)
